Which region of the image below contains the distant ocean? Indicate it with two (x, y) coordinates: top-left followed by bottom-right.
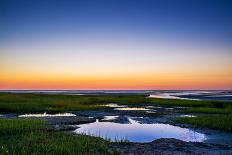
(1, 90), (232, 101)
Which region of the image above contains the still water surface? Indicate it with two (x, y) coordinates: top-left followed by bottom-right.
(74, 117), (206, 142)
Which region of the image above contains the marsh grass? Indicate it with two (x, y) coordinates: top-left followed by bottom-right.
(176, 115), (232, 132)
(1, 133), (111, 155)
(1, 93), (232, 135)
(1, 93), (232, 114)
(183, 107), (232, 114)
(0, 118), (112, 155)
(0, 118), (45, 135)
(76, 131), (130, 144)
(0, 93), (106, 113)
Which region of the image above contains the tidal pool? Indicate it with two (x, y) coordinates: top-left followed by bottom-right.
(74, 118), (207, 142)
(18, 112), (76, 117)
(149, 91), (201, 100)
(180, 115), (197, 118)
(103, 103), (126, 108)
(114, 107), (151, 111)
(102, 116), (119, 121)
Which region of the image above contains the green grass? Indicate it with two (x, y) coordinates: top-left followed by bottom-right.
(0, 118), (45, 135)
(0, 118), (112, 155)
(1, 133), (111, 155)
(0, 93), (107, 113)
(2, 93), (232, 154)
(176, 115), (232, 132)
(1, 93), (232, 114)
(183, 107), (232, 114)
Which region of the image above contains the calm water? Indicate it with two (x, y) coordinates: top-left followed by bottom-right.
(1, 90), (231, 100)
(115, 107), (150, 111)
(149, 91), (232, 100)
(18, 112), (76, 117)
(74, 118), (207, 142)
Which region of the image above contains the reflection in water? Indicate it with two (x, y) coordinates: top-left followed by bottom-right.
(18, 112), (76, 117)
(149, 94), (182, 99)
(149, 91), (202, 100)
(74, 118), (206, 142)
(102, 103), (126, 108)
(115, 107), (150, 111)
(180, 115), (197, 118)
(149, 91), (232, 101)
(102, 116), (119, 121)
(146, 111), (156, 114)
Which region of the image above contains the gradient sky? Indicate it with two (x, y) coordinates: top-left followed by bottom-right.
(1, 0), (232, 90)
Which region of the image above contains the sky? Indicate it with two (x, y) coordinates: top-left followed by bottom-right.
(0, 0), (232, 90)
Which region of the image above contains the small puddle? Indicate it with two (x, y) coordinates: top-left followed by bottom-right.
(180, 115), (197, 118)
(145, 106), (156, 109)
(102, 116), (119, 121)
(146, 111), (156, 114)
(101, 103), (126, 108)
(165, 108), (174, 110)
(115, 107), (150, 111)
(18, 112), (76, 117)
(74, 117), (207, 142)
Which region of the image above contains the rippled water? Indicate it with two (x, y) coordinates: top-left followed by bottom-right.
(74, 118), (207, 142)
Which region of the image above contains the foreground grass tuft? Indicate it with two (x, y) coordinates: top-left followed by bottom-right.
(0, 118), (112, 155)
(183, 107), (232, 114)
(176, 115), (232, 132)
(0, 118), (45, 135)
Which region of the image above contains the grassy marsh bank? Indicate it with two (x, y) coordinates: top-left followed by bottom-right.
(1, 93), (232, 133)
(0, 118), (112, 155)
(176, 115), (232, 132)
(1, 93), (232, 114)
(1, 92), (232, 154)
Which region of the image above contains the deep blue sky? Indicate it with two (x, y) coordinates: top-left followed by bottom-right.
(1, 0), (232, 46)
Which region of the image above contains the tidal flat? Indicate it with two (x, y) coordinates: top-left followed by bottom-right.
(1, 91), (232, 154)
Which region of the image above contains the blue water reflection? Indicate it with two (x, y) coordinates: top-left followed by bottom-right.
(74, 118), (206, 142)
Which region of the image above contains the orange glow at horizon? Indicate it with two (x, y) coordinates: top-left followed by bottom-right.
(1, 38), (232, 90)
(1, 71), (232, 90)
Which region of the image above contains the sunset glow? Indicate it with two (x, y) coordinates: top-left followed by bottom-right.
(1, 0), (232, 90)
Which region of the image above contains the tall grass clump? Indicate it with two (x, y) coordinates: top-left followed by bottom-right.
(0, 118), (113, 155)
(0, 118), (45, 135)
(176, 115), (232, 132)
(183, 107), (232, 114)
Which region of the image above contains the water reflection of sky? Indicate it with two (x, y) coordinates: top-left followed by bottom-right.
(115, 107), (150, 111)
(149, 91), (232, 101)
(74, 118), (206, 142)
(18, 112), (76, 117)
(1, 90), (231, 101)
(149, 92), (200, 100)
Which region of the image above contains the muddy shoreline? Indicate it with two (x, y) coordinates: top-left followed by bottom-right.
(110, 138), (232, 155)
